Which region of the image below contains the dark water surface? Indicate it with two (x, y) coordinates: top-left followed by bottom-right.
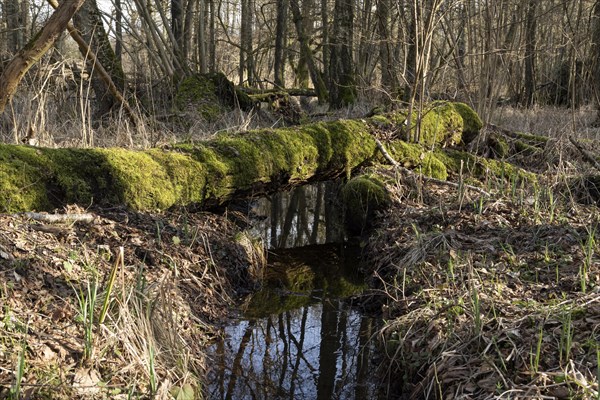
(206, 245), (379, 400)
(206, 183), (381, 400)
(246, 180), (345, 249)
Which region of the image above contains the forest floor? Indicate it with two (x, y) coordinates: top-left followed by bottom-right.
(364, 161), (600, 397)
(0, 104), (599, 399)
(0, 206), (263, 399)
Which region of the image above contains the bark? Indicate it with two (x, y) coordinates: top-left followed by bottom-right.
(522, 0), (537, 108)
(289, 0), (328, 102)
(171, 0), (184, 53)
(376, 0), (394, 95)
(593, 1), (600, 124)
(328, 0), (356, 108)
(0, 0), (85, 114)
(273, 0), (288, 87)
(239, 0), (254, 85)
(197, 0), (208, 73)
(72, 0), (125, 118)
(208, 0), (216, 72)
(114, 0), (123, 62)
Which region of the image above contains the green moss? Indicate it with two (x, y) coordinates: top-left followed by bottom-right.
(422, 153), (448, 180)
(0, 145), (52, 212)
(175, 75), (224, 121)
(489, 134), (510, 158)
(386, 102), (465, 147)
(369, 115), (393, 128)
(513, 131), (549, 145)
(420, 102), (464, 147)
(342, 174), (391, 234)
(436, 148), (538, 185)
(514, 140), (540, 156)
(387, 141), (448, 180)
(452, 102), (483, 143)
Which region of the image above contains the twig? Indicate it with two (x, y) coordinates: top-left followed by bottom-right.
(375, 138), (491, 197)
(15, 212), (95, 224)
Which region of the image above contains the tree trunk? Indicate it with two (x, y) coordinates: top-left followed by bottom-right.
(289, 0), (328, 102)
(183, 0), (196, 61)
(328, 0), (356, 108)
(114, 0), (123, 62)
(171, 0), (184, 55)
(592, 0), (600, 124)
(522, 0), (537, 107)
(197, 0), (208, 73)
(376, 0), (394, 97)
(208, 0), (216, 72)
(73, 0), (125, 119)
(0, 0), (85, 113)
(274, 0), (288, 87)
(321, 0), (330, 88)
(239, 0), (254, 85)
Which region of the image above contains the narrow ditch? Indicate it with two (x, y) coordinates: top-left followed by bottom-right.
(206, 181), (383, 399)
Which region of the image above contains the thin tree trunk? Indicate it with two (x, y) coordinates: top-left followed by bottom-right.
(114, 0), (123, 62)
(377, 0), (394, 97)
(0, 0), (86, 113)
(274, 0), (288, 87)
(197, 0), (208, 73)
(289, 0), (328, 102)
(209, 0), (216, 72)
(522, 0), (537, 107)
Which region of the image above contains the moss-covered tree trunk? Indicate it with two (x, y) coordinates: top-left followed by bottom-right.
(0, 102), (481, 213)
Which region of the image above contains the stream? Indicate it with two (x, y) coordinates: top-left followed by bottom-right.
(206, 182), (382, 399)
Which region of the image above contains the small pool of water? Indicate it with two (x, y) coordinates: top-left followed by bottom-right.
(205, 245), (381, 400)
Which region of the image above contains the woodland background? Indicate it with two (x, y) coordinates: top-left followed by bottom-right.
(1, 0), (600, 146)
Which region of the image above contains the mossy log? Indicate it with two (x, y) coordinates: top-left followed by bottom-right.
(0, 101), (480, 213)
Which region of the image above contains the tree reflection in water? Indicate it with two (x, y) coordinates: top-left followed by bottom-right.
(207, 300), (376, 400)
(207, 182), (380, 399)
(249, 180), (345, 249)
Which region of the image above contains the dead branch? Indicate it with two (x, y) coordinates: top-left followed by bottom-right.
(16, 212), (95, 224)
(569, 136), (600, 172)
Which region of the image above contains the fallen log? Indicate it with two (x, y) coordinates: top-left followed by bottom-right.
(0, 102), (481, 213)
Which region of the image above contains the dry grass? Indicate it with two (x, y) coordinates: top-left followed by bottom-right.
(491, 105), (600, 140)
(0, 209), (264, 398)
(365, 162), (600, 399)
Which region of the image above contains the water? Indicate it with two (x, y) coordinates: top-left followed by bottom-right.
(206, 245), (380, 400)
(246, 180), (345, 249)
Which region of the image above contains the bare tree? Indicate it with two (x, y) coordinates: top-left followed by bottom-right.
(73, 0), (125, 118)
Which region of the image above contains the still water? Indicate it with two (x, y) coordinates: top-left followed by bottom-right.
(206, 244), (379, 400)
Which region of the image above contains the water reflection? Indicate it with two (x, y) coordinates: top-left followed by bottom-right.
(206, 245), (378, 400)
(248, 181), (345, 249)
